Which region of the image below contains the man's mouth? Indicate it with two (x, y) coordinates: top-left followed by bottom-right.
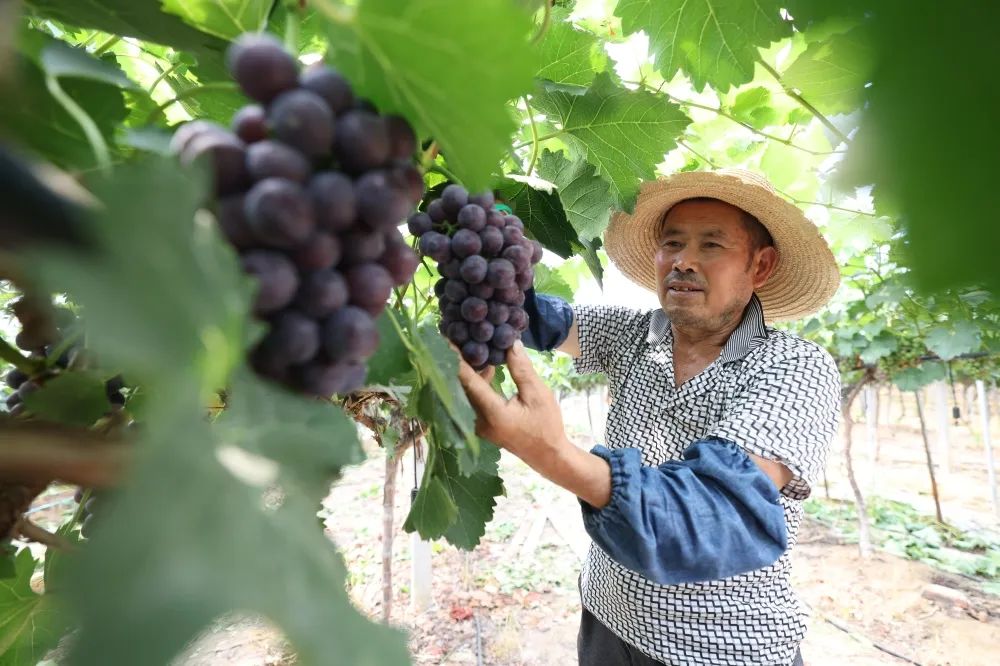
(666, 283), (704, 293)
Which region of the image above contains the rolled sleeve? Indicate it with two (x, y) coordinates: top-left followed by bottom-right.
(580, 438), (788, 586)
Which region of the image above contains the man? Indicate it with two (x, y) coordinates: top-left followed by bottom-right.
(457, 169), (842, 665)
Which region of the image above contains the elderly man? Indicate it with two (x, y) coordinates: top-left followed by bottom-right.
(457, 169), (841, 666)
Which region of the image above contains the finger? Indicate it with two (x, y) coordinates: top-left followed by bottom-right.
(478, 365), (496, 384)
(457, 357), (507, 416)
(505, 341), (544, 402)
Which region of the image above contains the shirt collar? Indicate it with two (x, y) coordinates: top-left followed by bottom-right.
(646, 293), (769, 364)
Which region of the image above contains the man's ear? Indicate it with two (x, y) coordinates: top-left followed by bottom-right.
(752, 246), (779, 288)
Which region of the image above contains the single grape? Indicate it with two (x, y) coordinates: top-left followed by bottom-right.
(345, 263), (394, 311)
(356, 169), (413, 230)
(245, 178), (315, 248)
(433, 278), (447, 298)
(468, 282), (494, 299)
(390, 161), (425, 205)
(446, 321), (470, 345)
(501, 226), (525, 247)
(418, 231), (451, 262)
(442, 302), (463, 322)
(241, 250), (300, 315)
(460, 297), (488, 323)
(459, 255), (488, 284)
(181, 130), (248, 196)
(384, 115), (417, 160)
(469, 191), (495, 210)
(479, 226), (504, 257)
(485, 210), (506, 228)
(292, 232), (342, 271)
(379, 239), (420, 286)
(461, 341), (489, 368)
(5, 393), (21, 409)
(515, 267), (534, 291)
(295, 359), (367, 396)
(439, 258), (461, 279)
(323, 306), (379, 361)
(504, 215), (525, 231)
(408, 211), (434, 236)
(440, 184), (469, 219)
(491, 323), (516, 350)
(256, 311), (321, 367)
(487, 347), (506, 366)
(226, 33), (299, 104)
(169, 120), (224, 155)
(495, 286), (526, 306)
(486, 301), (510, 326)
(268, 89), (334, 159)
(16, 380), (41, 400)
(299, 63), (354, 116)
(4, 368), (27, 390)
(334, 110), (390, 173)
(426, 199), (447, 223)
(296, 269), (349, 318)
(309, 171), (357, 233)
(501, 245), (530, 273)
(232, 104), (268, 143)
(451, 229), (482, 259)
(444, 279), (468, 302)
(340, 229), (386, 265)
(457, 204), (486, 231)
(246, 140), (311, 183)
(530, 240), (543, 264)
(216, 195), (257, 249)
(486, 258), (516, 289)
(469, 320), (494, 343)
(507, 306), (528, 331)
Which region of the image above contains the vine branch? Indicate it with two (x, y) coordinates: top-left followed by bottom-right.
(531, 1), (553, 45)
(523, 95), (541, 176)
(0, 423), (130, 487)
(15, 517), (73, 550)
(757, 59), (852, 146)
(45, 73), (112, 173)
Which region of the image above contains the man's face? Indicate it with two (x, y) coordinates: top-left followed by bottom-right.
(654, 199), (776, 332)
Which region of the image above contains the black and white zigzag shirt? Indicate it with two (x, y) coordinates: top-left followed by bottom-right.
(574, 295), (840, 666)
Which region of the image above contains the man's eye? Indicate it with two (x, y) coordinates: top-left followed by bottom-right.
(662, 240), (682, 248)
(703, 242), (721, 249)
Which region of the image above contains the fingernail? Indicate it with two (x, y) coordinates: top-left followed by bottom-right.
(514, 340), (524, 352)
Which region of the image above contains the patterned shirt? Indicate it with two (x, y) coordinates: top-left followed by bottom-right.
(574, 294), (840, 666)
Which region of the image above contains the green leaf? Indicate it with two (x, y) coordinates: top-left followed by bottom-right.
(731, 86), (779, 130)
(891, 363), (946, 392)
(441, 443), (504, 550)
(925, 322), (981, 361)
(162, 0), (272, 41)
(0, 549), (71, 666)
(497, 176), (577, 257)
(536, 149), (613, 241)
(40, 41), (138, 88)
(324, 0), (537, 190)
(366, 312), (413, 387)
(533, 264), (574, 302)
(532, 73), (690, 211)
(534, 8), (609, 88)
(22, 372), (110, 426)
(614, 0), (791, 91)
(27, 157), (249, 389)
(859, 332), (897, 365)
(403, 475), (458, 540)
(579, 237), (605, 288)
(782, 25), (874, 115)
(65, 390), (410, 666)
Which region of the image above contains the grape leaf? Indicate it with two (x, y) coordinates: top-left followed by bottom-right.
(534, 8), (610, 88)
(497, 176), (577, 258)
(0, 549), (71, 666)
(536, 149), (613, 241)
(531, 73), (690, 211)
(534, 264), (574, 302)
(441, 442), (504, 550)
(614, 0), (790, 92)
(731, 86), (780, 130)
(891, 363), (946, 393)
(22, 372), (110, 427)
(782, 24), (874, 115)
(162, 0), (272, 41)
(40, 40), (138, 88)
(366, 312), (414, 387)
(323, 0), (537, 191)
(64, 390), (410, 666)
(859, 332), (897, 365)
(26, 157), (250, 389)
(404, 475), (458, 540)
(925, 322), (981, 362)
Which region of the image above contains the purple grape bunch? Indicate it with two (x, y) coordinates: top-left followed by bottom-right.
(170, 33), (424, 396)
(408, 184), (541, 369)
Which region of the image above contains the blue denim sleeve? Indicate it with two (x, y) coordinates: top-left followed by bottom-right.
(579, 438), (788, 585)
(521, 288), (574, 351)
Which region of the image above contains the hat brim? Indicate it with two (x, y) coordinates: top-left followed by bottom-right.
(603, 171), (840, 323)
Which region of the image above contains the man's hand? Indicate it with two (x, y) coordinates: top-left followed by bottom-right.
(456, 341), (612, 508)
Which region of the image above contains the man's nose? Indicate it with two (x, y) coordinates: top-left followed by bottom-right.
(671, 248), (695, 272)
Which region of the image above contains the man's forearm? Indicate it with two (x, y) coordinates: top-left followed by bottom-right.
(519, 436), (612, 508)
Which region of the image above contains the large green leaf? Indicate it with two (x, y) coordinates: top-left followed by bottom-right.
(27, 157), (249, 389)
(532, 73), (690, 211)
(614, 0), (791, 91)
(925, 322), (981, 362)
(323, 0), (537, 190)
(40, 39), (138, 88)
(0, 549), (71, 666)
(534, 8), (610, 89)
(891, 363), (946, 393)
(782, 24), (873, 115)
(533, 264), (574, 302)
(441, 442), (504, 550)
(162, 0), (272, 41)
(65, 389), (409, 666)
(22, 371), (111, 427)
(498, 175), (577, 258)
(536, 149), (613, 241)
(366, 312), (414, 387)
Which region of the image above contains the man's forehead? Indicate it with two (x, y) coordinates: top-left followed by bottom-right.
(660, 220), (735, 237)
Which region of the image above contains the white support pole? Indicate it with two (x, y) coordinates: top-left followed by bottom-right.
(864, 385), (878, 491)
(975, 380), (999, 519)
(410, 454), (433, 612)
(934, 381), (951, 477)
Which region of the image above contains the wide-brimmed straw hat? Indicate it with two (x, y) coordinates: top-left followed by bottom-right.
(603, 168), (839, 322)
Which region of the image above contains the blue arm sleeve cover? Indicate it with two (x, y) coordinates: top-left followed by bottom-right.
(580, 438), (788, 585)
(521, 288), (574, 351)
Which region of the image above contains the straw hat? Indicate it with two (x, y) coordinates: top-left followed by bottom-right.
(603, 169), (839, 322)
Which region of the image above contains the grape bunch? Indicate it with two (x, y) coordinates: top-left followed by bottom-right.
(408, 185), (541, 369)
(170, 33), (423, 396)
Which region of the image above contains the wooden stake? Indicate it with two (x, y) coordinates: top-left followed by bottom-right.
(976, 380), (999, 518)
(914, 390), (944, 523)
(933, 381), (951, 476)
(843, 371), (874, 558)
(410, 450), (433, 613)
(864, 385), (878, 491)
